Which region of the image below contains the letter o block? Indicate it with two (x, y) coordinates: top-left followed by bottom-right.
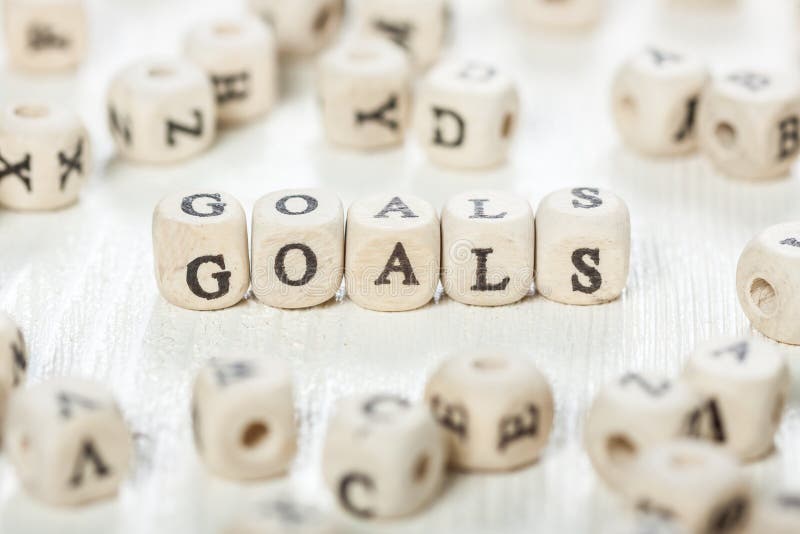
(317, 38), (412, 150)
(414, 60), (519, 169)
(535, 187), (630, 305)
(698, 71), (800, 181)
(251, 188), (344, 309)
(321, 394), (446, 519)
(0, 313), (27, 442)
(736, 222), (800, 344)
(152, 191), (250, 311)
(0, 102), (91, 211)
(424, 352), (553, 472)
(441, 190), (533, 306)
(345, 194), (440, 312)
(107, 59), (216, 164)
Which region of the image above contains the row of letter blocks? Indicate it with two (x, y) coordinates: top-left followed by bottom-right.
(613, 47), (800, 180)
(586, 336), (798, 533)
(152, 187), (631, 311)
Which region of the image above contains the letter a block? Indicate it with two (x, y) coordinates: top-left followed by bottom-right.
(153, 191), (250, 311)
(4, 378), (132, 506)
(345, 194), (439, 311)
(251, 188), (344, 309)
(414, 60), (519, 169)
(441, 190), (534, 306)
(535, 187), (630, 305)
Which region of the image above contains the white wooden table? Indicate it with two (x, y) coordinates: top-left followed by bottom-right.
(1, 1), (800, 532)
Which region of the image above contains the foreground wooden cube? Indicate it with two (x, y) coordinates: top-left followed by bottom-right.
(317, 38), (411, 150)
(584, 373), (704, 494)
(628, 440), (752, 534)
(414, 60), (519, 169)
(683, 337), (789, 461)
(192, 357), (296, 480)
(184, 16), (278, 126)
(736, 222), (800, 344)
(152, 191), (250, 311)
(612, 47), (709, 156)
(699, 71), (800, 180)
(345, 194), (440, 311)
(251, 188), (344, 309)
(441, 190), (533, 306)
(0, 313), (27, 443)
(0, 103), (90, 211)
(3, 0), (87, 72)
(425, 352), (553, 471)
(535, 187), (630, 305)
(509, 0), (602, 29)
(356, 0), (448, 70)
(4, 378), (132, 506)
(322, 393), (446, 519)
(249, 0), (344, 56)
(107, 59), (216, 164)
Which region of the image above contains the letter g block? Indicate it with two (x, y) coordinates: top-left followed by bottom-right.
(535, 187), (630, 305)
(152, 191), (250, 311)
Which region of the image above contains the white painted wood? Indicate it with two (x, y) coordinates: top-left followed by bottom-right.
(1, 1), (800, 533)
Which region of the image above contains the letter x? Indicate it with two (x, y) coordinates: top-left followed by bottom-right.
(0, 150), (31, 192)
(58, 139), (84, 190)
(355, 95), (399, 131)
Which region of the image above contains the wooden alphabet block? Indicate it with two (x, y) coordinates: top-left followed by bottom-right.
(249, 0), (344, 56)
(251, 188), (344, 309)
(345, 194), (440, 311)
(0, 313), (27, 443)
(509, 0), (602, 29)
(152, 191), (250, 311)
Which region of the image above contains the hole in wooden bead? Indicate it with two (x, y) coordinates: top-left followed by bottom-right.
(715, 122), (737, 149)
(606, 434), (636, 465)
(501, 113), (514, 139)
(669, 451), (705, 469)
(472, 356), (508, 371)
(312, 6), (333, 34)
(348, 48), (378, 62)
(14, 105), (49, 119)
(148, 67), (175, 78)
(413, 453), (430, 483)
(18, 434), (30, 453)
(749, 278), (777, 317)
(619, 95), (637, 117)
(213, 23), (242, 36)
(241, 421), (269, 448)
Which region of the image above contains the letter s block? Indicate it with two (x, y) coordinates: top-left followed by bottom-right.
(345, 194), (440, 311)
(107, 59), (216, 164)
(535, 187), (630, 305)
(414, 60), (519, 169)
(321, 394), (446, 519)
(152, 191), (250, 311)
(251, 188), (344, 309)
(4, 378), (132, 506)
(441, 190), (533, 306)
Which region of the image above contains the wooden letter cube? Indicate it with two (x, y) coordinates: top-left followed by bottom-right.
(345, 194), (439, 311)
(192, 357), (296, 480)
(356, 0), (448, 70)
(441, 190), (533, 306)
(750, 492), (800, 534)
(4, 378), (132, 506)
(628, 440), (752, 534)
(0, 103), (90, 211)
(152, 191), (250, 311)
(612, 47), (709, 156)
(251, 188), (344, 309)
(3, 0), (87, 72)
(509, 0), (602, 29)
(0, 313), (27, 442)
(184, 17), (278, 126)
(249, 0), (344, 56)
(535, 187), (630, 305)
(322, 394), (446, 519)
(683, 337), (789, 461)
(736, 222), (800, 345)
(317, 39), (411, 150)
(107, 59), (216, 164)
(424, 352), (553, 471)
(698, 71), (800, 180)
(584, 373), (705, 494)
(414, 60), (519, 169)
